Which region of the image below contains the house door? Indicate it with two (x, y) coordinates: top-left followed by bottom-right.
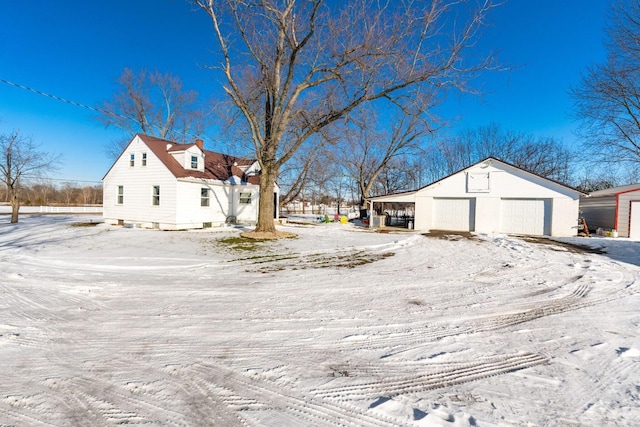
(630, 201), (640, 238)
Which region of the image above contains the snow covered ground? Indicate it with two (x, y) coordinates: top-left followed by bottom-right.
(0, 214), (638, 426)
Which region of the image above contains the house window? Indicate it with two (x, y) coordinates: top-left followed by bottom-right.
(142, 153), (147, 166)
(239, 192), (252, 204)
(117, 186), (124, 204)
(129, 153), (135, 167)
(201, 188), (210, 207)
(152, 186), (160, 206)
(191, 155), (198, 169)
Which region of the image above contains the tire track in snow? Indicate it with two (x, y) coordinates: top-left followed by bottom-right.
(345, 271), (637, 358)
(341, 293), (586, 356)
(182, 362), (405, 427)
(5, 371), (246, 426)
(314, 352), (548, 400)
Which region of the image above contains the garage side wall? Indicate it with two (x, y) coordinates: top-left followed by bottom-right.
(550, 197), (580, 237)
(414, 196), (432, 231)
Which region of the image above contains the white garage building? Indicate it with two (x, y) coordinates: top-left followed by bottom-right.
(370, 157), (583, 237)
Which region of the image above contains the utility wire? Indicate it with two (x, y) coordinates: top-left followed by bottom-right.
(0, 77), (204, 142)
(0, 78), (112, 116)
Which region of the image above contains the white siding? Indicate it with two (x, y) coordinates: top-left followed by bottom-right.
(103, 136), (178, 229)
(617, 190), (640, 237)
(103, 135), (263, 230)
(174, 181), (260, 227)
(630, 201), (640, 238)
(411, 159), (581, 236)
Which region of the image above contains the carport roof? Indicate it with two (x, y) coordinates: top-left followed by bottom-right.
(368, 190), (417, 203)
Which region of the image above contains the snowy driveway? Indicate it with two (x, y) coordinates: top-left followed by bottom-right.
(0, 216), (638, 426)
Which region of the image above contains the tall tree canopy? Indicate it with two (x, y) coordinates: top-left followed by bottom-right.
(99, 68), (208, 158)
(195, 0), (500, 235)
(571, 0), (640, 177)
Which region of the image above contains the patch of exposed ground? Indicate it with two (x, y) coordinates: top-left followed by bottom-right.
(240, 230), (298, 240)
(422, 230), (480, 241)
(520, 236), (607, 254)
(236, 250), (395, 272)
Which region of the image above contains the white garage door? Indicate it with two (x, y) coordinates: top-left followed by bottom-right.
(433, 198), (475, 231)
(500, 199), (546, 235)
(630, 201), (640, 239)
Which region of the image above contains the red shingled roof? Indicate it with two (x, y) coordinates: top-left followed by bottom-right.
(137, 134), (260, 185)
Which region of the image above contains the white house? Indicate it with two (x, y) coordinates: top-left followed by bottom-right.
(103, 134), (277, 230)
(580, 184), (640, 238)
(369, 157), (583, 237)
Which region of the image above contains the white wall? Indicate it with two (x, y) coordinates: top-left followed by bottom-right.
(103, 136), (178, 229)
(551, 197), (581, 237)
(413, 160), (580, 236)
(173, 181), (259, 228)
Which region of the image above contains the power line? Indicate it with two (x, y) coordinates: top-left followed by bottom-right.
(0, 77), (208, 143)
(0, 78), (111, 116)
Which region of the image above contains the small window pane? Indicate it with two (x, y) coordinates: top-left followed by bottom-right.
(152, 186), (160, 206)
(201, 188), (210, 207)
(129, 153), (135, 167)
(142, 153), (147, 166)
(117, 186), (124, 204)
(239, 192), (252, 204)
(191, 155), (198, 169)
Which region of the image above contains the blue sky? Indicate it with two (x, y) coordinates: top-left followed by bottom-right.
(0, 1), (611, 184)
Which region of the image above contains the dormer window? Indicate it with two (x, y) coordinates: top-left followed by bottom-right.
(191, 155), (198, 169)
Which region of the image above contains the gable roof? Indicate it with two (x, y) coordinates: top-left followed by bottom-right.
(369, 157), (584, 201)
(588, 183), (640, 197)
(104, 134), (259, 184)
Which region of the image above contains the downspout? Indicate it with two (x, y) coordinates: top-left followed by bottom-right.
(614, 193), (619, 232)
(369, 199), (373, 229)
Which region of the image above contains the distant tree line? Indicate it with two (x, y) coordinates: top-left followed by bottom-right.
(0, 182), (102, 207)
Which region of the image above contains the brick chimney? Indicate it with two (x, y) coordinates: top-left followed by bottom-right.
(195, 138), (204, 150)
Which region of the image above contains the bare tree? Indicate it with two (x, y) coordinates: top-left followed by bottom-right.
(0, 130), (60, 223)
(433, 123), (574, 183)
(277, 138), (325, 208)
(338, 105), (430, 206)
(571, 0), (640, 174)
(99, 68), (209, 158)
(195, 0), (500, 235)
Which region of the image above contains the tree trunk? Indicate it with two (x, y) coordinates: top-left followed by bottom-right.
(255, 165), (277, 233)
(10, 191), (19, 224)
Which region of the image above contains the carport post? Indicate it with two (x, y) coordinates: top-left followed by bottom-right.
(369, 200), (373, 229)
